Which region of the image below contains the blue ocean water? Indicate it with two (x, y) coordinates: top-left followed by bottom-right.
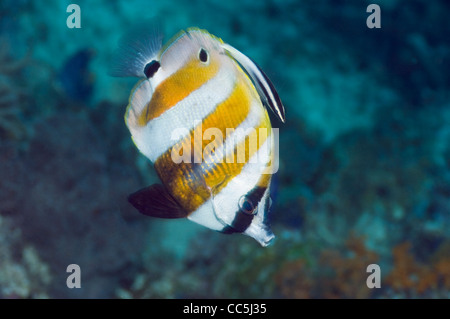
(0, 0), (449, 298)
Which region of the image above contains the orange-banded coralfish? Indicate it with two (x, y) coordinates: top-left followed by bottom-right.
(112, 27), (285, 246)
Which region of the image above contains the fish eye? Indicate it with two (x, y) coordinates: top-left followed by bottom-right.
(144, 60), (160, 78)
(198, 48), (209, 63)
(238, 195), (256, 215)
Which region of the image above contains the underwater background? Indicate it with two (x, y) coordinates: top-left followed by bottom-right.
(0, 0), (449, 298)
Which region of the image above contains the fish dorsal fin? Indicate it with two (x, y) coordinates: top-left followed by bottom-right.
(128, 184), (187, 219)
(222, 43), (285, 123)
(110, 24), (163, 78)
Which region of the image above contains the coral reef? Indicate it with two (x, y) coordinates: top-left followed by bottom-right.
(275, 259), (314, 299)
(318, 237), (379, 299)
(1, 111), (152, 298)
(114, 229), (281, 298)
(0, 39), (29, 140)
(385, 242), (450, 297)
(274, 236), (379, 299)
(0, 215), (51, 298)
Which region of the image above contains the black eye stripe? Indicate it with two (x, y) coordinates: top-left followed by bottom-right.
(199, 48), (208, 63)
(144, 60), (160, 78)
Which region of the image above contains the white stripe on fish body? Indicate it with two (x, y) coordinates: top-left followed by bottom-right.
(244, 186), (273, 247)
(125, 79), (152, 129)
(186, 198), (225, 232)
(126, 63), (237, 163)
(211, 136), (273, 225)
(200, 98), (265, 172)
(188, 135), (274, 246)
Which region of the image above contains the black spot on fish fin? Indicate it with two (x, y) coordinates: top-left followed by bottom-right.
(128, 184), (187, 219)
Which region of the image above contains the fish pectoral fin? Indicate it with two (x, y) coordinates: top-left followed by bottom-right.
(128, 184), (187, 219)
(209, 175), (229, 197)
(209, 175), (237, 225)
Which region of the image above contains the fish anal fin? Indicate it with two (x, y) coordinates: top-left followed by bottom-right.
(128, 184), (187, 219)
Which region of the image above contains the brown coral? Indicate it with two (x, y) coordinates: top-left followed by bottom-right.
(434, 258), (450, 289)
(275, 259), (314, 299)
(274, 236), (379, 299)
(318, 236), (379, 299)
(385, 241), (450, 296)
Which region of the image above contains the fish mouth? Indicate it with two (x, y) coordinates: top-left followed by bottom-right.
(244, 224), (275, 247)
(258, 232), (275, 247)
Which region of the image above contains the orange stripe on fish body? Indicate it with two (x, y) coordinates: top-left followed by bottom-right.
(154, 151), (211, 213)
(137, 57), (221, 125)
(208, 117), (271, 193)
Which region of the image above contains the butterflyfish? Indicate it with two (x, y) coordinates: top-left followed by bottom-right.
(112, 27), (285, 246)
